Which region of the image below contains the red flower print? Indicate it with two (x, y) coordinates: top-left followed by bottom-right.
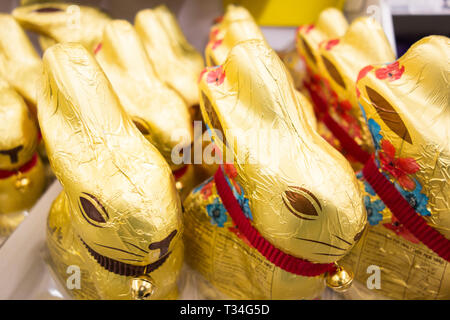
(206, 66), (225, 86)
(211, 39), (223, 50)
(93, 42), (102, 55)
(209, 28), (219, 41)
(375, 61), (405, 81)
(325, 39), (339, 51)
(357, 65), (374, 82)
(198, 69), (207, 83)
(298, 24), (314, 34)
(213, 15), (223, 24)
(200, 180), (214, 200)
(223, 163), (238, 179)
(379, 139), (420, 190)
(383, 216), (419, 244)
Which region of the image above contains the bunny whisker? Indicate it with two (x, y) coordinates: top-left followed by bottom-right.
(123, 241), (149, 254)
(295, 237), (347, 251)
(313, 253), (346, 257)
(93, 243), (145, 258)
(333, 234), (352, 245)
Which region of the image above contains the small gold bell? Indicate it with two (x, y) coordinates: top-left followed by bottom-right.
(325, 264), (354, 292)
(130, 274), (156, 300)
(175, 181), (183, 192)
(15, 176), (31, 192)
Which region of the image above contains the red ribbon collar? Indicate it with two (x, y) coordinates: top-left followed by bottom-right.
(0, 153), (39, 180)
(214, 167), (336, 277)
(173, 164), (189, 180)
(363, 157), (450, 262)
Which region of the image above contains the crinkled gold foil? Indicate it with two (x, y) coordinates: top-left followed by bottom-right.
(341, 36), (450, 299)
(318, 17), (395, 156)
(183, 39), (366, 299)
(12, 3), (111, 52)
(205, 5), (266, 67)
(95, 19), (193, 171)
(134, 5), (204, 108)
(0, 14), (42, 116)
(0, 77), (45, 232)
(39, 43), (183, 299)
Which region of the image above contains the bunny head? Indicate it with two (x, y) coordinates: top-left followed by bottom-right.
(356, 36), (450, 236)
(39, 43), (183, 278)
(0, 78), (38, 171)
(296, 7), (348, 76)
(198, 40), (366, 263)
(205, 5), (266, 67)
(12, 3), (111, 52)
(318, 17), (395, 150)
(0, 14), (42, 116)
(95, 19), (193, 170)
(135, 6), (204, 108)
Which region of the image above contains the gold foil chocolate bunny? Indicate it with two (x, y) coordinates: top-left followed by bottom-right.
(39, 43), (183, 300)
(317, 17), (395, 167)
(205, 5), (266, 67)
(341, 36), (450, 299)
(0, 77), (45, 236)
(12, 2), (111, 52)
(0, 14), (42, 116)
(135, 5), (204, 109)
(94, 19), (196, 200)
(183, 40), (366, 299)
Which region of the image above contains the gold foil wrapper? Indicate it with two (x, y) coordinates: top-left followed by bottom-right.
(318, 17), (395, 156)
(0, 14), (42, 116)
(12, 3), (111, 52)
(205, 5), (266, 67)
(135, 5), (204, 108)
(39, 43), (183, 299)
(0, 78), (45, 233)
(95, 19), (193, 171)
(183, 39), (366, 299)
(342, 36), (450, 299)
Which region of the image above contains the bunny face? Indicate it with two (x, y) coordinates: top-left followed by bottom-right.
(0, 78), (38, 171)
(95, 20), (193, 170)
(296, 7), (348, 76)
(39, 43), (183, 272)
(356, 36), (450, 235)
(12, 3), (111, 52)
(205, 5), (266, 67)
(0, 14), (42, 114)
(198, 40), (366, 264)
(134, 6), (204, 107)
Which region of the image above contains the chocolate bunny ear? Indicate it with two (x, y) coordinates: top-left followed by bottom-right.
(95, 19), (192, 168)
(135, 6), (204, 108)
(38, 43), (175, 196)
(12, 3), (111, 51)
(0, 14), (42, 114)
(205, 5), (266, 67)
(297, 8), (348, 75)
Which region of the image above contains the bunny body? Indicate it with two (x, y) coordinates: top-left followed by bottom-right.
(0, 78), (45, 236)
(184, 40), (366, 299)
(341, 36), (450, 299)
(40, 43), (183, 300)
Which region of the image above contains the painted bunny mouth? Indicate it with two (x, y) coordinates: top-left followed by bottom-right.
(80, 238), (170, 276)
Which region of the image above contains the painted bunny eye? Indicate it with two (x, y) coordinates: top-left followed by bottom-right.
(201, 92), (227, 145)
(282, 186), (322, 220)
(322, 55), (346, 89)
(132, 118), (150, 135)
(365, 86), (412, 144)
(33, 7), (64, 13)
(79, 193), (109, 226)
(300, 37), (316, 64)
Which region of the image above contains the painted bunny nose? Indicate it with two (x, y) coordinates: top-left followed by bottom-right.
(148, 230), (177, 258)
(0, 145), (23, 164)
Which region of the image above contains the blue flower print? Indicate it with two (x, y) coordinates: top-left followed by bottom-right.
(236, 194), (253, 220)
(206, 197), (228, 227)
(364, 196), (385, 226)
(395, 179), (431, 216)
(359, 102), (367, 122)
(368, 118), (383, 150)
(356, 171), (376, 196)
